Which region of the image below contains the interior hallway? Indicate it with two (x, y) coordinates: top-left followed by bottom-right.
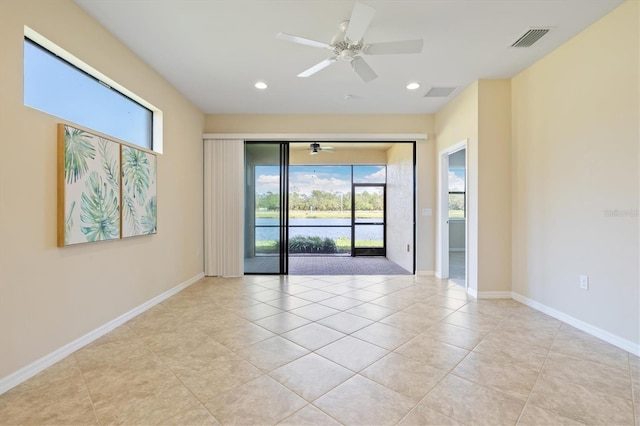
(0, 275), (637, 425)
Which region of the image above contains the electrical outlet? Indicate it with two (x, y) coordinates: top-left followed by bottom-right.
(579, 275), (589, 290)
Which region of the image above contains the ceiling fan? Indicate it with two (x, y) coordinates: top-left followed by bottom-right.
(309, 143), (335, 155)
(276, 2), (423, 83)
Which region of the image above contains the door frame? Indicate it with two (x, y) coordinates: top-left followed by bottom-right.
(352, 183), (386, 257)
(437, 140), (468, 287)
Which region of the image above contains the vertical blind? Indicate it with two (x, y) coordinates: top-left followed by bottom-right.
(203, 139), (244, 277)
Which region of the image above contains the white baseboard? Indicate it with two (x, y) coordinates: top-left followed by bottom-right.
(466, 287), (478, 298)
(478, 291), (512, 299)
(416, 270), (435, 276)
(0, 272), (205, 395)
(511, 292), (640, 357)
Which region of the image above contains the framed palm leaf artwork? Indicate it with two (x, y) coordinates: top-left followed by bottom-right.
(121, 145), (157, 238)
(57, 124), (121, 246)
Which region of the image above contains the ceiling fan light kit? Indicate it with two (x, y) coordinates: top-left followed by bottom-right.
(276, 2), (423, 83)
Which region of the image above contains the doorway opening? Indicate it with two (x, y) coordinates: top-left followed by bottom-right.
(244, 141), (415, 275)
(438, 141), (467, 287)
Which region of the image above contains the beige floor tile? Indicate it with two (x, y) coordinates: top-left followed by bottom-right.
(266, 295), (314, 311)
(516, 404), (584, 426)
(126, 304), (183, 335)
(296, 289), (336, 302)
(250, 289), (285, 302)
(0, 358), (98, 425)
(423, 295), (469, 310)
(371, 293), (419, 310)
(316, 336), (389, 372)
(635, 403), (640, 426)
(162, 404), (221, 425)
(551, 325), (630, 371)
(398, 402), (463, 426)
(209, 322), (275, 350)
(442, 310), (502, 332)
(317, 311), (373, 334)
(270, 353), (354, 401)
(361, 352), (447, 401)
(323, 283), (360, 295)
(280, 283), (316, 295)
(254, 311), (310, 334)
(422, 322), (485, 350)
(315, 375), (415, 425)
(171, 353), (263, 401)
(380, 311), (438, 334)
(401, 302), (455, 321)
(345, 302), (397, 321)
(473, 332), (548, 370)
(529, 373), (634, 425)
(236, 336), (309, 372)
(204, 375), (306, 425)
(91, 367), (201, 425)
(278, 404), (341, 425)
(395, 333), (469, 371)
(542, 351), (632, 400)
(232, 302), (283, 321)
(632, 355), (640, 403)
(289, 303), (341, 321)
(190, 311), (252, 335)
(422, 375), (526, 426)
(352, 322), (418, 350)
(319, 295), (365, 310)
(74, 336), (152, 374)
(342, 289), (385, 302)
(457, 300), (514, 318)
(452, 350), (540, 400)
(281, 323), (346, 351)
(141, 326), (232, 368)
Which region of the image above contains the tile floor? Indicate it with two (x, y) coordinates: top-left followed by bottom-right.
(1, 275), (638, 425)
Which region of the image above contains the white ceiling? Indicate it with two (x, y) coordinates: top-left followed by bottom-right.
(74, 0), (622, 115)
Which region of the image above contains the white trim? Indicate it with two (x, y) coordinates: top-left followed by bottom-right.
(202, 133), (428, 142)
(466, 287), (478, 298)
(449, 248), (465, 252)
(477, 291), (512, 299)
(0, 272), (204, 395)
(416, 270), (435, 276)
(512, 292), (639, 356)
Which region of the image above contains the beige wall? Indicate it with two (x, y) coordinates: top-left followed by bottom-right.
(386, 143), (415, 272)
(435, 82), (479, 290)
(206, 114), (432, 134)
(511, 1), (639, 344)
(478, 80), (512, 292)
(0, 0), (205, 379)
(290, 149), (386, 165)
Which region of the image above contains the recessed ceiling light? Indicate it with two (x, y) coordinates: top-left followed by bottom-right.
(254, 81), (268, 90)
(406, 82), (420, 90)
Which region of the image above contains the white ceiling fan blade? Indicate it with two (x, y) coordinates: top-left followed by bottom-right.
(345, 2), (376, 43)
(297, 57), (338, 77)
(351, 56), (377, 82)
(276, 33), (332, 49)
(364, 39), (424, 55)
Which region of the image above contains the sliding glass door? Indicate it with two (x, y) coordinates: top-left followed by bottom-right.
(352, 184), (386, 256)
(244, 143), (289, 274)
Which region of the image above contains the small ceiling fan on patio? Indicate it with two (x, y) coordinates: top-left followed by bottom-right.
(276, 2), (423, 83)
(309, 142), (335, 155)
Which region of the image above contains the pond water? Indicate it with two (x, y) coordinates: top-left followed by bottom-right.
(255, 218), (383, 241)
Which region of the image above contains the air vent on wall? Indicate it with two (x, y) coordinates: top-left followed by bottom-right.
(424, 87), (456, 98)
(511, 28), (549, 47)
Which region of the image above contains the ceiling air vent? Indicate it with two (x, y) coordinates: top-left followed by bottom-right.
(511, 28), (549, 47)
(424, 87), (456, 98)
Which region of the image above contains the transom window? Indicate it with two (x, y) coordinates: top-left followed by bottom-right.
(23, 32), (158, 151)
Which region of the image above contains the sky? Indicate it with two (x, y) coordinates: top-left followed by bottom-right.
(449, 168), (465, 192)
(255, 165), (386, 195)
